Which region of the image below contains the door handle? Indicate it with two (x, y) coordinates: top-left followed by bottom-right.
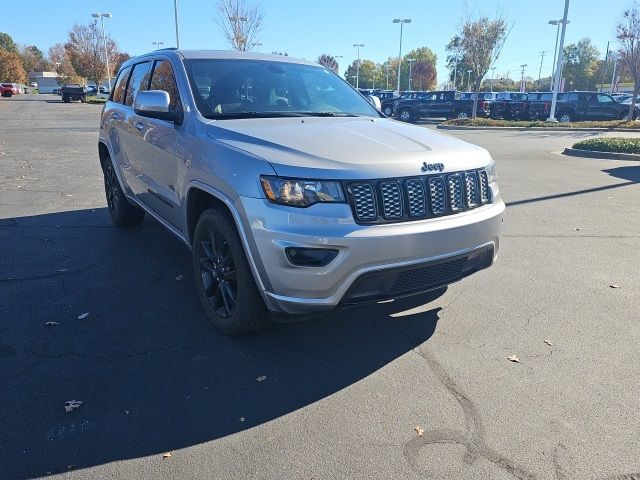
(135, 122), (144, 131)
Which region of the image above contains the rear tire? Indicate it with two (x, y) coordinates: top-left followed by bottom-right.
(103, 155), (145, 227)
(456, 110), (470, 119)
(558, 111), (573, 123)
(193, 208), (269, 335)
(383, 106), (393, 116)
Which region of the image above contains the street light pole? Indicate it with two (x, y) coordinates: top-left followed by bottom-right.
(353, 43), (364, 89)
(548, 0), (570, 122)
(610, 54), (619, 94)
(385, 63), (389, 89)
(152, 41), (164, 49)
(393, 18), (411, 93)
(174, 0), (180, 48)
(548, 20), (561, 85)
(335, 55), (343, 77)
(466, 69), (472, 91)
(452, 57), (458, 90)
(92, 13), (112, 91)
(407, 58), (416, 90)
(490, 66), (496, 91)
(252, 42), (262, 52)
(520, 64), (528, 92)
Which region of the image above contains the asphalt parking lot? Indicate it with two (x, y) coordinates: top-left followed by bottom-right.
(1, 94), (639, 480)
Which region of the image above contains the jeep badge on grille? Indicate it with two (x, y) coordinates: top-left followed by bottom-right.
(421, 162), (445, 173)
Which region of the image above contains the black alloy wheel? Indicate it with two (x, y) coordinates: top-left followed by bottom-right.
(198, 230), (237, 319)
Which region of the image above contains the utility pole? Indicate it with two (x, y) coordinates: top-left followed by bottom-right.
(520, 64), (528, 92)
(548, 0), (570, 122)
(538, 51), (546, 87)
(353, 44), (364, 89)
(407, 58), (416, 90)
(600, 41), (610, 92)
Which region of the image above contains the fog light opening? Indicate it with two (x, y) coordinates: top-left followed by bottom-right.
(285, 247), (339, 267)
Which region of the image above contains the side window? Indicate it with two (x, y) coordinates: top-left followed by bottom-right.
(149, 60), (182, 111)
(111, 66), (131, 104)
(564, 93), (578, 102)
(124, 61), (152, 107)
(597, 94), (613, 103)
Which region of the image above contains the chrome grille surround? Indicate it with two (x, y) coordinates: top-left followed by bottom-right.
(346, 168), (492, 225)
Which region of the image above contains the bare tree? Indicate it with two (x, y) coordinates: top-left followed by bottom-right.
(65, 21), (119, 87)
(48, 42), (82, 84)
(214, 0), (263, 51)
(458, 10), (509, 117)
(317, 54), (339, 73)
(616, 1), (640, 120)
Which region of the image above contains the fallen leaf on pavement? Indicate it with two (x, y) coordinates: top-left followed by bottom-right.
(543, 340), (553, 346)
(573, 228), (580, 231)
(45, 322), (60, 327)
(175, 275), (185, 281)
(415, 426), (424, 437)
(64, 400), (83, 412)
(239, 417), (246, 422)
(256, 376), (267, 382)
(506, 355), (520, 363)
(162, 452), (172, 459)
(77, 312), (89, 319)
(609, 284), (621, 289)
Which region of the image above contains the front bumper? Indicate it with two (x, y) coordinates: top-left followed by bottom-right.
(236, 195), (505, 315)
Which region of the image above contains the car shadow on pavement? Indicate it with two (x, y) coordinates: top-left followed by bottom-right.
(0, 208), (443, 479)
(603, 165), (640, 183)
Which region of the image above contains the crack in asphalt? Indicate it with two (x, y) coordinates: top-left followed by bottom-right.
(0, 264), (96, 283)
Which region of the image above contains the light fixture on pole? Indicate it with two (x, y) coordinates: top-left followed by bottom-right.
(91, 13), (112, 91)
(520, 64), (528, 92)
(152, 41), (164, 49)
(174, 0), (180, 48)
(407, 58), (416, 90)
(548, 0), (570, 122)
(353, 43), (364, 89)
(548, 18), (570, 94)
(252, 42), (262, 52)
(466, 69), (472, 92)
(392, 18), (411, 93)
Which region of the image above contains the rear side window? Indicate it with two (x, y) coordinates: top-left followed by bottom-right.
(149, 60), (182, 111)
(124, 61), (152, 107)
(111, 66), (131, 104)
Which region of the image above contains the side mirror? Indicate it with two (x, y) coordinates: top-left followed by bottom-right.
(134, 90), (182, 123)
(366, 95), (382, 110)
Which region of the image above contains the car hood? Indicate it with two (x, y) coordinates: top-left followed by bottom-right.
(205, 117), (492, 179)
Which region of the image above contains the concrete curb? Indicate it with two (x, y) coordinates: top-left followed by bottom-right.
(562, 148), (640, 161)
(436, 124), (640, 132)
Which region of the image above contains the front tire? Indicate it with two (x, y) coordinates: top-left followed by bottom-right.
(193, 209), (269, 335)
(398, 108), (414, 122)
(103, 155), (145, 227)
(558, 111), (573, 123)
(383, 106), (393, 116)
(456, 109), (470, 119)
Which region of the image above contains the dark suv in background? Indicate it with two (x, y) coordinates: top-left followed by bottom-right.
(528, 91), (637, 122)
(490, 92), (529, 120)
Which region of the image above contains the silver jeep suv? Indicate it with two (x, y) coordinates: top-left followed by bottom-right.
(98, 49), (504, 334)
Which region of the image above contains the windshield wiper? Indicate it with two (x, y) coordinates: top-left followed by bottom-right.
(208, 111), (306, 120)
(293, 112), (362, 117)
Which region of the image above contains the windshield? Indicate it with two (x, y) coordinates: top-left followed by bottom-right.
(184, 59), (380, 119)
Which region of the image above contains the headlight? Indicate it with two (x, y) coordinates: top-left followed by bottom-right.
(260, 176), (345, 207)
(485, 161), (498, 184)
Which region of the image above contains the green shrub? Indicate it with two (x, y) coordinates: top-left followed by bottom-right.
(442, 118), (640, 129)
(572, 137), (640, 154)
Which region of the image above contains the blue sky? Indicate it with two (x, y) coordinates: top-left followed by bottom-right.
(6, 0), (625, 83)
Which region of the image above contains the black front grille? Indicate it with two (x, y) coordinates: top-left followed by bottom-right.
(391, 257), (467, 293)
(346, 169), (491, 224)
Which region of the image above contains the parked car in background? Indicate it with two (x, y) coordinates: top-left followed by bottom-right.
(99, 50), (504, 335)
(30, 82), (37, 88)
(1, 83), (19, 97)
(395, 90), (492, 122)
(612, 93), (632, 103)
(380, 91), (422, 116)
(62, 84), (87, 103)
(529, 91), (638, 122)
(490, 92), (529, 120)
